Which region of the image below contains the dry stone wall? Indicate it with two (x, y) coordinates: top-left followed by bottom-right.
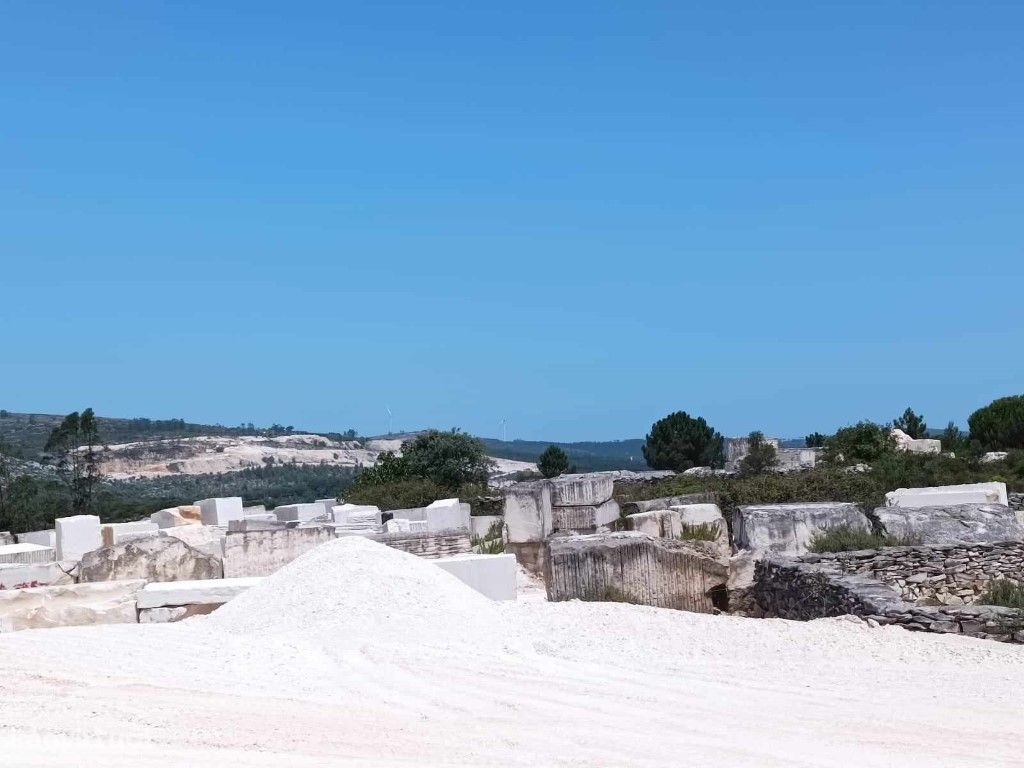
(755, 554), (1024, 643)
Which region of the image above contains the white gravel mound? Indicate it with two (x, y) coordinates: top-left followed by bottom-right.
(208, 536), (521, 654)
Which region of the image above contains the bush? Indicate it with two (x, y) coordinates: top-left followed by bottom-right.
(823, 421), (895, 465)
(537, 445), (570, 478)
(642, 411), (725, 472)
(401, 429), (493, 487)
(968, 395), (1024, 450)
(979, 579), (1024, 609)
(678, 522), (721, 542)
(805, 432), (827, 448)
(344, 477), (449, 511)
(739, 431), (777, 475)
(471, 520), (505, 554)
(808, 525), (920, 553)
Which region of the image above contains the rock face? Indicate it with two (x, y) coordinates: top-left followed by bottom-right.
(161, 526), (226, 559)
(79, 536), (223, 583)
(885, 482), (1008, 508)
(0, 580), (144, 633)
(876, 503), (1024, 545)
(552, 499), (621, 531)
(550, 474), (615, 507)
(544, 532), (728, 612)
(732, 502), (870, 556)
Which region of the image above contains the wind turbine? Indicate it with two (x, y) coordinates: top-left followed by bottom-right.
(501, 417), (507, 442)
(386, 406), (393, 436)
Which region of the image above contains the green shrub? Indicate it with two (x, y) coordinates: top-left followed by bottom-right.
(537, 445), (570, 478)
(822, 421), (895, 465)
(892, 407), (928, 439)
(979, 579), (1024, 609)
(471, 520), (505, 554)
(642, 411), (725, 471)
(344, 477), (449, 511)
(678, 521), (721, 542)
(739, 431), (777, 475)
(401, 429), (493, 487)
(808, 525), (920, 553)
(968, 395), (1024, 450)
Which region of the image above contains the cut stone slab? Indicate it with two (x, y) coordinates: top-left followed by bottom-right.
(544, 532), (727, 612)
(621, 494), (711, 515)
(876, 503), (1024, 545)
(885, 482), (1008, 508)
(550, 474), (614, 506)
(424, 498), (471, 532)
(101, 521), (159, 547)
(79, 536), (223, 583)
(332, 504), (381, 527)
(15, 530), (56, 548)
(503, 480), (552, 544)
(161, 526), (226, 559)
(0, 543), (56, 565)
(273, 503), (326, 523)
(136, 576), (263, 609)
(0, 580), (144, 633)
(196, 497), (244, 526)
(434, 553), (517, 601)
(0, 561), (75, 590)
(55, 515), (102, 562)
(385, 518), (412, 533)
(732, 502), (870, 556)
(552, 499), (621, 532)
(223, 526), (334, 578)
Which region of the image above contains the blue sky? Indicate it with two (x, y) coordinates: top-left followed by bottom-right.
(2, 2), (1022, 441)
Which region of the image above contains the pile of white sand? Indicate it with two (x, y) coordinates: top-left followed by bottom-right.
(1, 538), (1022, 767)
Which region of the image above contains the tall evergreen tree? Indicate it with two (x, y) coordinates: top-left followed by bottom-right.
(892, 407), (928, 439)
(44, 408), (103, 515)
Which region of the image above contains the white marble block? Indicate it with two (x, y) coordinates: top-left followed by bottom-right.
(196, 497), (244, 526)
(273, 503), (324, 523)
(0, 543), (56, 565)
(15, 530), (56, 548)
(885, 482), (1008, 508)
(434, 554), (517, 601)
(55, 515), (102, 562)
(424, 498), (471, 532)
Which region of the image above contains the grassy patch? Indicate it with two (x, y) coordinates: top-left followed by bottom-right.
(678, 521), (721, 542)
(808, 524), (921, 553)
(979, 579), (1024, 609)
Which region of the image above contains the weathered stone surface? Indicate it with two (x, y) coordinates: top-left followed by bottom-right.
(891, 429), (942, 455)
(332, 504), (381, 527)
(0, 561), (75, 590)
(223, 526), (334, 577)
(364, 529), (473, 559)
(876, 503), (1023, 545)
(196, 497), (244, 526)
(79, 536), (223, 583)
(0, 580), (144, 633)
(550, 474), (614, 506)
(981, 451), (1009, 464)
(552, 499), (620, 532)
(503, 480), (552, 544)
(732, 502), (869, 556)
(885, 482), (1008, 509)
(434, 553), (517, 601)
(621, 494), (713, 516)
(138, 604), (220, 623)
(161, 525), (226, 559)
(55, 515), (102, 562)
(385, 518), (412, 533)
(544, 532), (728, 612)
(0, 543), (56, 565)
(136, 576), (262, 609)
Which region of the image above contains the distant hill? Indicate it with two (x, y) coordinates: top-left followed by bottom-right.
(479, 437), (647, 473)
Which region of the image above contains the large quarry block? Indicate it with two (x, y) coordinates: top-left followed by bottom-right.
(0, 580), (144, 633)
(0, 562), (74, 590)
(876, 503), (1024, 545)
(503, 480), (552, 544)
(101, 521), (159, 547)
(315, 499), (338, 517)
(424, 498), (471, 532)
(544, 532), (728, 612)
(550, 473), (614, 506)
(552, 499), (620, 531)
(0, 543), (56, 565)
(196, 497), (244, 526)
(223, 526), (334, 577)
(434, 553), (517, 601)
(885, 482), (1008, 509)
(79, 536), (223, 583)
(55, 515), (102, 562)
(732, 502), (869, 556)
(137, 576), (262, 609)
(621, 494), (712, 516)
(624, 504), (729, 556)
(150, 507), (201, 529)
(332, 504), (381, 527)
(15, 529), (56, 548)
(273, 503), (326, 523)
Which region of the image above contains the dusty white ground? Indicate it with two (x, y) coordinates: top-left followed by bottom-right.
(2, 538), (1022, 767)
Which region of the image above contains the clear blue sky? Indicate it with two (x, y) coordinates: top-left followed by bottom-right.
(2, 2), (1022, 441)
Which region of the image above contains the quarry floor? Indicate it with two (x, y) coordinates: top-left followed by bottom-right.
(2, 539), (1023, 767)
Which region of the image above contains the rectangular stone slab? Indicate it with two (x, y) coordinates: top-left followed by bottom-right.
(136, 577), (264, 609)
